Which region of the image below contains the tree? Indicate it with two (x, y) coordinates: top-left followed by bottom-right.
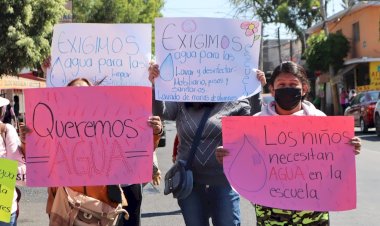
(304, 31), (350, 73)
(0, 0), (66, 76)
(73, 0), (164, 51)
(230, 0), (322, 54)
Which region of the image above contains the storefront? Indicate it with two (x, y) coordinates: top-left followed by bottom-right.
(0, 72), (46, 121)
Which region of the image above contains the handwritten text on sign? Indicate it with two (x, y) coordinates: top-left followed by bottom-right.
(25, 86), (153, 186)
(0, 159), (17, 223)
(222, 116), (356, 211)
(48, 23), (152, 87)
(155, 18), (262, 102)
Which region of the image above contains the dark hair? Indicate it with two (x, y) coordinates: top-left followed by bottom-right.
(66, 78), (93, 87)
(269, 61), (310, 90)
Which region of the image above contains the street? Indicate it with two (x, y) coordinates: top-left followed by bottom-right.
(17, 121), (380, 226)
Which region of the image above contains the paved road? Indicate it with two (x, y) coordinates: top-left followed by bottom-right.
(17, 123), (380, 225)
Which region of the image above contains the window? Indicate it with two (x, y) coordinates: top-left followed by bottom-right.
(352, 22), (360, 42)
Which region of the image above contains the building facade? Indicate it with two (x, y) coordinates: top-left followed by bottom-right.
(307, 1), (380, 114)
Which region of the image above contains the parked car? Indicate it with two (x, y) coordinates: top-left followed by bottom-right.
(344, 90), (380, 132)
(374, 99), (380, 136)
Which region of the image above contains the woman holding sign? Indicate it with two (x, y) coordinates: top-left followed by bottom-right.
(216, 61), (362, 226)
(149, 63), (266, 226)
(41, 77), (163, 226)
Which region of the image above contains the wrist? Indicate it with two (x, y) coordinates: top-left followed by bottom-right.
(154, 127), (163, 136)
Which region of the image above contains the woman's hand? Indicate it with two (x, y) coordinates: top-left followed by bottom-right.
(148, 116), (163, 135)
(350, 136), (362, 155)
(152, 169), (161, 186)
(255, 69), (267, 86)
(148, 63), (160, 85)
(215, 146), (230, 165)
(18, 122), (32, 142)
(41, 56), (51, 75)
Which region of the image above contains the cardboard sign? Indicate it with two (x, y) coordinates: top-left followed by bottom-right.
(155, 18), (262, 102)
(47, 23), (152, 87)
(25, 86), (153, 186)
(0, 159), (18, 223)
(222, 116), (356, 211)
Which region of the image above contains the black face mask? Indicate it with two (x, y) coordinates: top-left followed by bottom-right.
(274, 87), (302, 111)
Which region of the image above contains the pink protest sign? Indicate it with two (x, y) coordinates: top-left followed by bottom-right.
(25, 86), (153, 187)
(222, 116), (356, 211)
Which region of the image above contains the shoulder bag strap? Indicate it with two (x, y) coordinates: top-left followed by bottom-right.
(185, 107), (213, 170)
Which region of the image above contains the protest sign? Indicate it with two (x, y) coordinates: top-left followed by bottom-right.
(47, 23), (151, 87)
(155, 18), (262, 102)
(25, 86), (153, 186)
(0, 159), (18, 223)
(222, 116), (356, 211)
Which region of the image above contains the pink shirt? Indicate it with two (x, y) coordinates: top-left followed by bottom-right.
(0, 122), (25, 214)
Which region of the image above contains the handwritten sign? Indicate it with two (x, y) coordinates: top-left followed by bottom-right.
(0, 159), (18, 223)
(47, 23), (152, 87)
(25, 86), (153, 186)
(155, 18), (262, 102)
(222, 116), (356, 211)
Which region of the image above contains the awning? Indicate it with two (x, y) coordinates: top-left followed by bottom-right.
(330, 64), (357, 85)
(336, 64), (357, 77)
(0, 73), (46, 89)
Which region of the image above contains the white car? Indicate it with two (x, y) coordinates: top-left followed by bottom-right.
(374, 99), (380, 136)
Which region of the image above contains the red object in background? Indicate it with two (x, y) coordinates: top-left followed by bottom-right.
(172, 134), (179, 162)
(344, 90), (380, 132)
(314, 70), (322, 77)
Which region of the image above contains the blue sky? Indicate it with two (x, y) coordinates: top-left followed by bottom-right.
(162, 0), (344, 39)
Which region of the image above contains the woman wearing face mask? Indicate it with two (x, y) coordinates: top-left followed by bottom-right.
(216, 61), (362, 226)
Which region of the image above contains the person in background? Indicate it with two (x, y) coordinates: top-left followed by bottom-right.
(340, 88), (349, 114)
(2, 103), (17, 128)
(149, 63), (266, 226)
(216, 61), (362, 226)
(0, 97), (25, 226)
(13, 96), (19, 120)
(349, 89), (356, 102)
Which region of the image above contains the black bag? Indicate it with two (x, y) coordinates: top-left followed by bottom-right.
(164, 160), (193, 199)
(164, 107), (212, 200)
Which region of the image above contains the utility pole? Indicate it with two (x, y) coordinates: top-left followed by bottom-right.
(320, 0), (339, 115)
(319, 0), (328, 113)
(259, 24), (264, 70)
(277, 27), (282, 63)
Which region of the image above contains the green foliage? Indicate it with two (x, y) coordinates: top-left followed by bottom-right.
(0, 0), (66, 76)
(304, 31), (350, 73)
(73, 0), (163, 23)
(73, 0), (164, 53)
(230, 0), (322, 53)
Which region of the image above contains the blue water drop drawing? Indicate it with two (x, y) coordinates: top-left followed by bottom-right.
(160, 54), (174, 81)
(49, 57), (67, 87)
(228, 135), (267, 192)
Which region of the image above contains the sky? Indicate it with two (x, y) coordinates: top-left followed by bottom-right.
(162, 0), (344, 39)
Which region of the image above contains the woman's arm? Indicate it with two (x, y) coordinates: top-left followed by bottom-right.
(149, 63), (178, 120)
